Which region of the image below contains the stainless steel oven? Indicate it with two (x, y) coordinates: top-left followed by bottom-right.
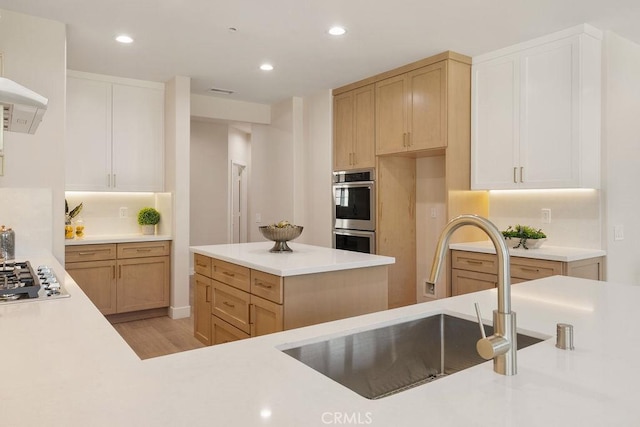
(333, 229), (376, 254)
(333, 168), (375, 232)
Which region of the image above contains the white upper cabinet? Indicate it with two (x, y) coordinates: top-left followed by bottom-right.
(66, 71), (165, 192)
(471, 24), (602, 190)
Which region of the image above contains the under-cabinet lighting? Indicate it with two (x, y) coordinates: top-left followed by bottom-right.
(65, 191), (158, 197)
(488, 188), (598, 195)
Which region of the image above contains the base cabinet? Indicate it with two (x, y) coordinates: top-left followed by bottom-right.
(66, 241), (171, 315)
(451, 249), (604, 296)
(193, 253), (388, 346)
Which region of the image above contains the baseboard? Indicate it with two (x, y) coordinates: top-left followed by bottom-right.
(169, 305), (191, 319)
(106, 307), (168, 324)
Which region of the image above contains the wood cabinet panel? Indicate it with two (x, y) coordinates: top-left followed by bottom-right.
(511, 257), (562, 280)
(116, 256), (171, 312)
(333, 85), (375, 171)
(212, 259), (250, 292)
(451, 250), (497, 275)
(250, 269), (283, 304)
(212, 316), (250, 345)
(194, 253), (212, 277)
(250, 294), (283, 337)
(194, 274), (212, 345)
(65, 244), (117, 263)
(451, 269), (497, 295)
(117, 241), (170, 259)
(211, 281), (251, 334)
(375, 74), (408, 155)
(408, 61), (447, 151)
(66, 260), (117, 315)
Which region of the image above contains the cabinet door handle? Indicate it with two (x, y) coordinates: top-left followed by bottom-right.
(353, 152), (357, 165)
(520, 167), (524, 183)
(205, 286), (211, 303)
(113, 174), (117, 187)
(408, 132), (411, 146)
(112, 265), (116, 280)
(107, 174), (111, 187)
(249, 304), (255, 325)
(513, 167), (517, 184)
(118, 265), (122, 279)
(402, 133), (407, 147)
(223, 301), (235, 309)
(254, 281), (273, 289)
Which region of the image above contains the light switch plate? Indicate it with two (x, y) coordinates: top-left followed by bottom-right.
(614, 225), (624, 241)
(119, 207), (128, 218)
(541, 208), (551, 224)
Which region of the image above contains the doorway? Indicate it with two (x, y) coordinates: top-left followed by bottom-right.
(230, 161), (247, 243)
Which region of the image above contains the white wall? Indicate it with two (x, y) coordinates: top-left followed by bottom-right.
(488, 190), (602, 248)
(602, 32), (640, 284)
(190, 120), (229, 246)
(191, 94), (270, 124)
(0, 9), (66, 261)
(248, 99), (297, 242)
(300, 90), (333, 247)
(165, 75), (191, 319)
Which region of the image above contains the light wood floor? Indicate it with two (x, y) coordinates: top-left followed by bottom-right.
(112, 277), (205, 359)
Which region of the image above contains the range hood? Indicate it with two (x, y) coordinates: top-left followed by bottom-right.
(0, 77), (48, 134)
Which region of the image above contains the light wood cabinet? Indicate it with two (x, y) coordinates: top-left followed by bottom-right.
(66, 71), (165, 192)
(65, 241), (171, 315)
(194, 253), (388, 346)
(375, 61), (447, 155)
(333, 84), (375, 170)
(194, 274), (212, 345)
(450, 249), (604, 296)
(471, 25), (602, 190)
(65, 259), (117, 314)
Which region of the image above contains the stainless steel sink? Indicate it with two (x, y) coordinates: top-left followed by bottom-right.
(281, 313), (544, 399)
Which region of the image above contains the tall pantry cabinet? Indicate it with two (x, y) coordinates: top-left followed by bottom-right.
(333, 51), (489, 307)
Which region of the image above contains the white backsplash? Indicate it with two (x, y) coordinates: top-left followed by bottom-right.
(0, 188), (53, 257)
(488, 189), (602, 249)
(65, 192), (172, 237)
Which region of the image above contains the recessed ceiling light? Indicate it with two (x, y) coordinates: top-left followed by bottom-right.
(328, 26), (347, 36)
(260, 63), (274, 71)
(115, 35), (134, 44)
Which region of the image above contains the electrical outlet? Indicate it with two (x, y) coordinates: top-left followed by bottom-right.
(255, 213), (262, 223)
(119, 207), (128, 218)
(430, 207), (437, 218)
(541, 208), (551, 224)
(425, 281), (435, 295)
(614, 225), (624, 241)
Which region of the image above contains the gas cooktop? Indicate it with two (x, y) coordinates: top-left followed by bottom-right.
(0, 261), (70, 304)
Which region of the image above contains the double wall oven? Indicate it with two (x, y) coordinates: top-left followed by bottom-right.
(332, 168), (376, 254)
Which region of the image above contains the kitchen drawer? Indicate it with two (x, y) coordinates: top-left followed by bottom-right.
(510, 257), (562, 281)
(212, 259), (250, 292)
(451, 250), (497, 275)
(194, 254), (212, 277)
(250, 270), (283, 304)
(451, 269), (497, 296)
(250, 294), (284, 337)
(211, 315), (250, 345)
(212, 281), (251, 334)
(117, 241), (171, 259)
(66, 244), (117, 262)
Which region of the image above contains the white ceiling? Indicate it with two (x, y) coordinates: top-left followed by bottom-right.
(0, 0), (638, 104)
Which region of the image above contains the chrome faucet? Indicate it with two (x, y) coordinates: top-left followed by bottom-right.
(427, 214), (517, 376)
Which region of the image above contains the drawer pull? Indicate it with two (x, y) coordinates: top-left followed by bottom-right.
(223, 301), (235, 308)
(222, 271), (236, 277)
(78, 252), (96, 256)
(254, 281), (273, 289)
(465, 260), (484, 265)
(196, 262), (207, 267)
(136, 248), (152, 252)
(519, 267), (540, 273)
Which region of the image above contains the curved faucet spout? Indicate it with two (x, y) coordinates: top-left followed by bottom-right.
(427, 214), (517, 375)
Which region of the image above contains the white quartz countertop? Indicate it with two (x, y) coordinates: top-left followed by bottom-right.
(65, 234), (172, 245)
(190, 242), (395, 276)
(3, 254), (639, 426)
(450, 240), (606, 262)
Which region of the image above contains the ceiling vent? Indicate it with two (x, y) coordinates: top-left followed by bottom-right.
(209, 87), (234, 95)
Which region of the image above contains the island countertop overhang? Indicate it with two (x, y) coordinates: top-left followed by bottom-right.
(190, 242), (395, 276)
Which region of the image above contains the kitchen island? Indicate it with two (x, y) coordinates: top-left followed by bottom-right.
(190, 242), (394, 345)
(2, 254), (640, 426)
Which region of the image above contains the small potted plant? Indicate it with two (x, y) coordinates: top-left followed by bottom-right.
(138, 207), (160, 235)
(502, 224), (547, 249)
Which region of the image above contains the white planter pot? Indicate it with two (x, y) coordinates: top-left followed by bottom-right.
(141, 224), (156, 235)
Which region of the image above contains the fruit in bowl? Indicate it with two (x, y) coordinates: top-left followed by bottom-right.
(259, 221), (303, 252)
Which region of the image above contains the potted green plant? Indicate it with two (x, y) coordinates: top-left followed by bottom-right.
(138, 207), (160, 235)
(502, 224), (547, 249)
